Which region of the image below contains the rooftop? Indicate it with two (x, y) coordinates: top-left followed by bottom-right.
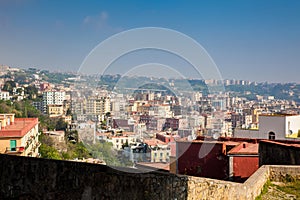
(260, 113), (299, 117)
(260, 140), (300, 148)
(0, 118), (38, 138)
(228, 143), (259, 155)
(144, 138), (167, 146)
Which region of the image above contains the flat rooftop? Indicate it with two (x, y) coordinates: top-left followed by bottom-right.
(0, 118), (38, 138)
(260, 113), (299, 117)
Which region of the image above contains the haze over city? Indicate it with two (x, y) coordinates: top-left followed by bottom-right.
(1, 0), (300, 83)
(3, 1), (300, 199)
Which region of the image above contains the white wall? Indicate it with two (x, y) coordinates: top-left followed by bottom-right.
(259, 116), (286, 140)
(234, 129), (264, 139)
(285, 115), (300, 136)
(234, 115), (300, 140)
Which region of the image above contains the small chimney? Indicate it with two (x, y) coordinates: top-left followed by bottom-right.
(243, 143), (246, 148)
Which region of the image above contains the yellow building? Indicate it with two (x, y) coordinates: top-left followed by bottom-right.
(0, 114), (40, 157)
(47, 104), (64, 117)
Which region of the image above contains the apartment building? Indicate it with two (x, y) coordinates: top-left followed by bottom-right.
(0, 114), (40, 157)
(42, 91), (66, 113)
(86, 96), (111, 121)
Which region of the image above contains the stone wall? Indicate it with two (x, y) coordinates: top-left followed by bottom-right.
(0, 154), (300, 200)
(268, 165), (300, 182)
(242, 165), (270, 199)
(0, 154), (188, 200)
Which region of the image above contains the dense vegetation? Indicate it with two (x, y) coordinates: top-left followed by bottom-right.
(39, 133), (91, 160)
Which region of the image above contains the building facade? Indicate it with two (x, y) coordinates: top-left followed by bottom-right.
(86, 96), (111, 121)
(234, 114), (300, 140)
(42, 91), (66, 113)
(0, 114), (40, 157)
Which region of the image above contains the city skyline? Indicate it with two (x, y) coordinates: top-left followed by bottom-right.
(0, 0), (300, 83)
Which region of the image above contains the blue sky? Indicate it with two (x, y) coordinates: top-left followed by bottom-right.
(0, 0), (300, 83)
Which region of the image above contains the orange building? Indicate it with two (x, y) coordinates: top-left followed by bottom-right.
(0, 114), (40, 157)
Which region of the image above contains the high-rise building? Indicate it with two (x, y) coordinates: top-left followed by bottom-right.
(86, 96), (111, 121)
(42, 91), (66, 113)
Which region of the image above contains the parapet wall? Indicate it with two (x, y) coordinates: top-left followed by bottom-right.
(0, 154), (188, 200)
(268, 165), (300, 182)
(0, 154), (299, 200)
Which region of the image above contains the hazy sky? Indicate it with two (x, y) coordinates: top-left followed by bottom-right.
(0, 0), (300, 83)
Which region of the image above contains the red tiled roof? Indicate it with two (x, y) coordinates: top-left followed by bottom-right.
(0, 118), (38, 138)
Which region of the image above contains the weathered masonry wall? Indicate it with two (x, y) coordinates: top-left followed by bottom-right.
(0, 154), (300, 200)
(186, 165), (270, 200)
(259, 140), (300, 165)
(268, 165), (300, 182)
(0, 154), (188, 200)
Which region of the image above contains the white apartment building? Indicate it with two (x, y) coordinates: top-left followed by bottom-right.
(42, 91), (66, 113)
(43, 91), (66, 105)
(111, 135), (138, 150)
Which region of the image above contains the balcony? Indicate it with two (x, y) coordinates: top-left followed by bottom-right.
(5, 146), (25, 155)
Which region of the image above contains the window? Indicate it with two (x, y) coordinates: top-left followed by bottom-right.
(10, 140), (16, 151)
(269, 132), (275, 140)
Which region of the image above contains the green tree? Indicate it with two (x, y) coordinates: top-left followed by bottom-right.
(87, 142), (122, 166)
(2, 81), (16, 95)
(56, 118), (67, 131)
(39, 144), (62, 160)
(66, 142), (91, 159)
(25, 85), (38, 100)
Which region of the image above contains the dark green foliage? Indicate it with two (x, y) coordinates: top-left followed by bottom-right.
(2, 81), (16, 94)
(39, 144), (62, 160)
(55, 118), (67, 131)
(39, 134), (61, 160)
(25, 85), (38, 100)
(64, 142), (91, 159)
